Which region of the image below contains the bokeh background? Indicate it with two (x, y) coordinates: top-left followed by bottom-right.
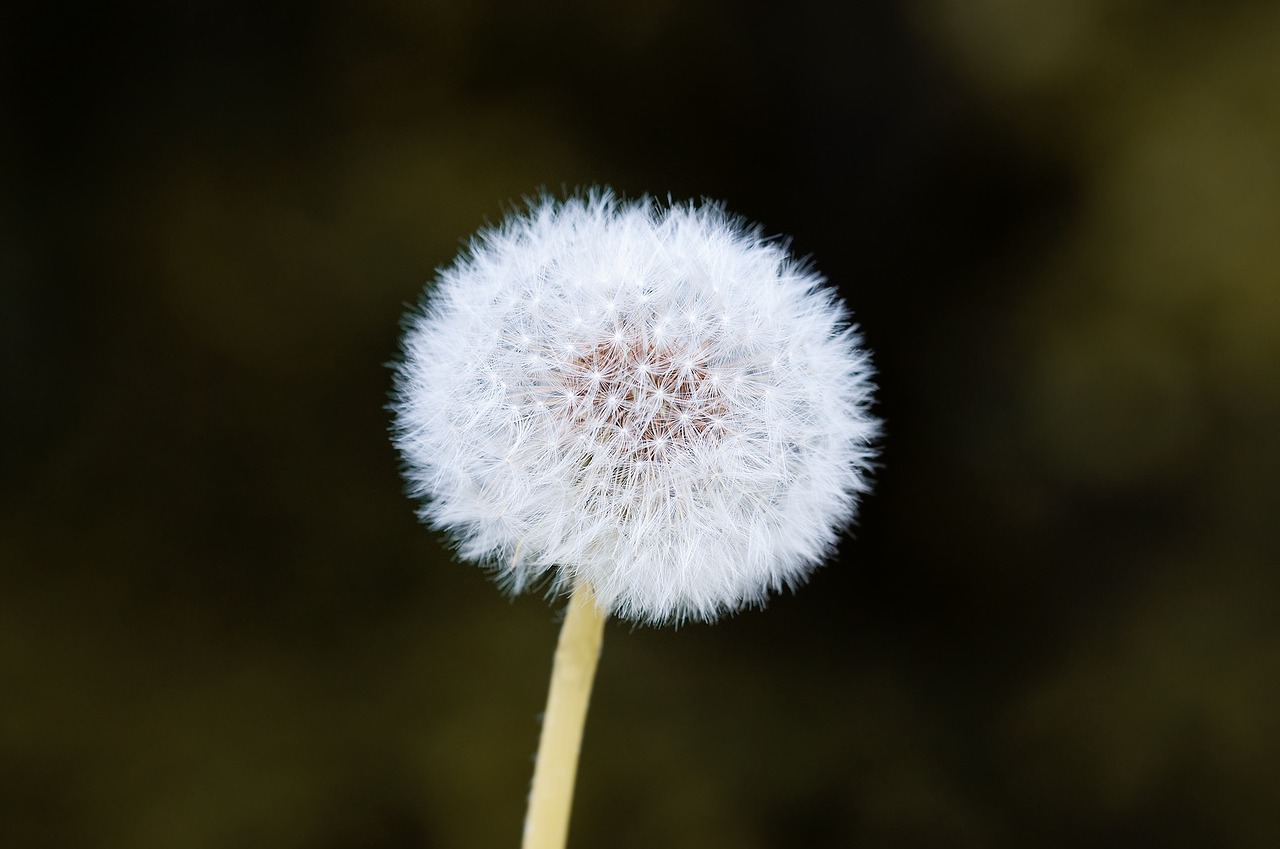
(4, 1), (1279, 847)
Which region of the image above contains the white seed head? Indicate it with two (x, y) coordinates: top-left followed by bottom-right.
(392, 190), (880, 624)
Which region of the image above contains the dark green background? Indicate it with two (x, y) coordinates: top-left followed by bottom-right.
(4, 1), (1278, 847)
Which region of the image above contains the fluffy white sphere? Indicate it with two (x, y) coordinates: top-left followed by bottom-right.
(393, 190), (880, 624)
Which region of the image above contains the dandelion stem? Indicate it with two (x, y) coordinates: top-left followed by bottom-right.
(522, 583), (607, 849)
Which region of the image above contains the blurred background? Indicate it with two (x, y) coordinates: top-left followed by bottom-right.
(3, 1), (1278, 847)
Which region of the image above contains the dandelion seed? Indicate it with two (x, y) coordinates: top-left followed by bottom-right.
(392, 188), (880, 625)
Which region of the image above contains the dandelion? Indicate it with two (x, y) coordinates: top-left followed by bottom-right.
(391, 189), (880, 848)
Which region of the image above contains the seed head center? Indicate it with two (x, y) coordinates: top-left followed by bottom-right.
(557, 328), (727, 458)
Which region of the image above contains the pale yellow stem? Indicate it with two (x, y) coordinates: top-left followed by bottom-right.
(522, 583), (608, 849)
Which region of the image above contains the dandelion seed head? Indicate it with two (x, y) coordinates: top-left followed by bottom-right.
(392, 189), (880, 624)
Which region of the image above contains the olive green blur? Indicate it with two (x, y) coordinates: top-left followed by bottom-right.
(3, 1), (1277, 847)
